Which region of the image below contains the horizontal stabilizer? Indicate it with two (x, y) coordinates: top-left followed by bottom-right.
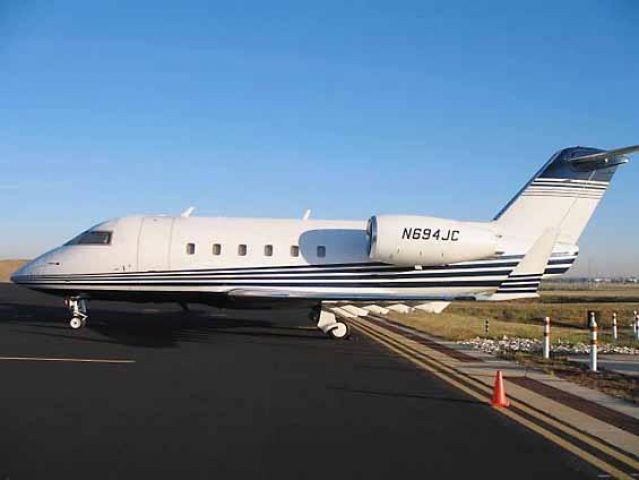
(568, 145), (637, 169)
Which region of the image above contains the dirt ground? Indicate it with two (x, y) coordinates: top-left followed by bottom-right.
(0, 259), (28, 282)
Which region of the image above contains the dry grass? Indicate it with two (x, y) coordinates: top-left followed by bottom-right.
(446, 286), (639, 330)
(0, 259), (28, 282)
(385, 285), (639, 346)
(448, 301), (639, 330)
(543, 281), (639, 292)
(388, 311), (593, 344)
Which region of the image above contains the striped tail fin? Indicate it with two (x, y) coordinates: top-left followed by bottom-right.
(493, 146), (633, 245)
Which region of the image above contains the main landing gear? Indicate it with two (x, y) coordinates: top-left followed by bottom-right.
(65, 297), (88, 330)
(311, 304), (350, 339)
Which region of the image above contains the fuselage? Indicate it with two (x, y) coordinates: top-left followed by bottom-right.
(11, 214), (577, 304)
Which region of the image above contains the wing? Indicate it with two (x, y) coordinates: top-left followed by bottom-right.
(226, 288), (463, 301)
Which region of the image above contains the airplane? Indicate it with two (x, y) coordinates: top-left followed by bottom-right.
(11, 145), (637, 339)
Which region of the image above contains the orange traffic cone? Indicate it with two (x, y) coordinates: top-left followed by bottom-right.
(491, 370), (510, 408)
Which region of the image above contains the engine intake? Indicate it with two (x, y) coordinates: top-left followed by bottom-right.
(367, 215), (498, 266)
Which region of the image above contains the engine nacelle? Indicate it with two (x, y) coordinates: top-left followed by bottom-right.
(367, 215), (498, 266)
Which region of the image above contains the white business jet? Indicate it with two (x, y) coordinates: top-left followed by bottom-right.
(12, 145), (636, 338)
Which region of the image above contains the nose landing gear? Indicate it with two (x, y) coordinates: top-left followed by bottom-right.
(65, 297), (88, 330)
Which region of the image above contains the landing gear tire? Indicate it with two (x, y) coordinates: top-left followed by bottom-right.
(328, 322), (349, 339)
(66, 297), (88, 330)
(69, 316), (84, 330)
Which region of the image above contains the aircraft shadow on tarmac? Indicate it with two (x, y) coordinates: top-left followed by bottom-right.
(1, 301), (325, 348)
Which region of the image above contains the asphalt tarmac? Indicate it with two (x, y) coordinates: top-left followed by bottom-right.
(568, 354), (639, 377)
(0, 284), (599, 479)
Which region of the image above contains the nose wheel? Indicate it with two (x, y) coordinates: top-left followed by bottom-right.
(69, 316), (86, 330)
(65, 297), (88, 330)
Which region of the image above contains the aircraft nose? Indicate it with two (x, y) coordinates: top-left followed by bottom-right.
(10, 257), (57, 284)
(10, 260), (39, 284)
(11, 250), (66, 285)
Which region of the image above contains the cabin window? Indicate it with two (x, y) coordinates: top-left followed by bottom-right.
(212, 243), (222, 255)
(65, 230), (113, 246)
(290, 245), (300, 257)
(186, 243), (196, 255)
(264, 245), (273, 257)
(317, 245), (326, 258)
(238, 244), (247, 256)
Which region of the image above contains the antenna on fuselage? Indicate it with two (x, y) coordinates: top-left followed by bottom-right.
(180, 206), (195, 218)
(302, 209), (311, 220)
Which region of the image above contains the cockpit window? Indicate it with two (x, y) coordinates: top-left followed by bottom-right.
(65, 230), (113, 246)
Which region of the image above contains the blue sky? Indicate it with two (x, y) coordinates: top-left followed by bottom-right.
(1, 1), (638, 275)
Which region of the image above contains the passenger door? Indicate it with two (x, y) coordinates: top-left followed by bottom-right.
(137, 216), (174, 271)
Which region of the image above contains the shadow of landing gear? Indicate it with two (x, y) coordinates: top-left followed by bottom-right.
(90, 309), (323, 348)
(3, 298), (326, 349)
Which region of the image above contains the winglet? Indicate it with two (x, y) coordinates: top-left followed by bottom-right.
(180, 206), (195, 218)
(302, 209), (312, 220)
(480, 227), (559, 301)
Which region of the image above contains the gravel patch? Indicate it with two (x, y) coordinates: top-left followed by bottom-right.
(458, 336), (639, 355)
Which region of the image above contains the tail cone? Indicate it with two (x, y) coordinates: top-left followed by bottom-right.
(491, 370), (510, 408)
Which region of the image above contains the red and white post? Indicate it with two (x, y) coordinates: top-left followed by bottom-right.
(589, 311), (598, 372)
(543, 316), (550, 359)
(612, 312), (618, 341)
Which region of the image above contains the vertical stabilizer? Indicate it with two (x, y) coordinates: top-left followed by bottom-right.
(494, 146), (633, 245)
